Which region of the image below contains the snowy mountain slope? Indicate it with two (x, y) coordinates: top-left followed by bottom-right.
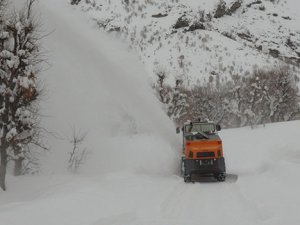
(0, 1), (300, 225)
(72, 0), (300, 85)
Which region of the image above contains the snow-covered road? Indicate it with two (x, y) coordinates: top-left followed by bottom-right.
(0, 1), (300, 225)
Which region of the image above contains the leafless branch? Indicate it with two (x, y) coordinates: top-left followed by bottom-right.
(68, 128), (89, 173)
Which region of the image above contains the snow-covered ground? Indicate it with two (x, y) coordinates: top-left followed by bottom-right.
(0, 1), (300, 225)
(1, 120), (300, 225)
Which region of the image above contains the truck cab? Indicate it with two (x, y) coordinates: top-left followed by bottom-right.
(177, 121), (226, 182)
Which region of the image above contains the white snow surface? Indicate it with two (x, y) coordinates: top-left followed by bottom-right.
(0, 1), (300, 225)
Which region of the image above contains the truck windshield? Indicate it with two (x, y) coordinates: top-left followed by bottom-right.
(185, 123), (216, 134)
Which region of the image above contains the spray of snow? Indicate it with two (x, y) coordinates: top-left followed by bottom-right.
(39, 0), (180, 176)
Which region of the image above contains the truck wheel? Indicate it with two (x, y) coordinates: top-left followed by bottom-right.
(184, 175), (191, 183)
(181, 158), (185, 176)
(215, 173), (226, 182)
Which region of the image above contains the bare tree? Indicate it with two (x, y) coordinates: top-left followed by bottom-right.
(191, 82), (226, 124)
(167, 79), (190, 124)
(259, 66), (300, 123)
(154, 65), (300, 129)
(68, 129), (88, 173)
(154, 69), (172, 104)
(0, 0), (7, 16)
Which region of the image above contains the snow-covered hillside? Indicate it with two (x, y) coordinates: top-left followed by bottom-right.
(72, 0), (300, 85)
(0, 1), (300, 225)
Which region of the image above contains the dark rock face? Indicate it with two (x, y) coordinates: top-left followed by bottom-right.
(246, 0), (262, 8)
(188, 22), (205, 32)
(256, 45), (262, 51)
(152, 13), (168, 18)
(283, 56), (300, 65)
(282, 16), (291, 20)
(222, 31), (237, 41)
(227, 0), (242, 15)
(286, 38), (296, 50)
(174, 16), (190, 29)
(269, 49), (280, 58)
(70, 0), (81, 5)
(108, 26), (121, 32)
(237, 32), (252, 42)
(259, 5), (266, 11)
(214, 0), (227, 18)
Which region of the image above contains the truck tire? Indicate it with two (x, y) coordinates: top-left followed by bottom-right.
(184, 175), (191, 183)
(181, 158), (185, 176)
(215, 173), (226, 182)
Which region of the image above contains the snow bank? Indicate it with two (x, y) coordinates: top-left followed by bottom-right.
(222, 120), (300, 175)
(1, 121), (300, 225)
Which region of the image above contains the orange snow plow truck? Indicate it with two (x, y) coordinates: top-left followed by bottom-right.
(176, 121), (226, 182)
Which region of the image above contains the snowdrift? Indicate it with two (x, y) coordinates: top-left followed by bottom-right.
(1, 121), (300, 225)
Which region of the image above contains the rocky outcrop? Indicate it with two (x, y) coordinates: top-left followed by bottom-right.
(227, 0), (242, 15)
(246, 0), (262, 8)
(152, 13), (168, 18)
(70, 0), (81, 5)
(214, 0), (227, 18)
(188, 22), (205, 32)
(214, 0), (242, 18)
(269, 49), (280, 58)
(174, 15), (190, 29)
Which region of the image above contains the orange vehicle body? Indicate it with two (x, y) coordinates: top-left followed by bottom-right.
(184, 138), (224, 160)
(178, 121), (226, 182)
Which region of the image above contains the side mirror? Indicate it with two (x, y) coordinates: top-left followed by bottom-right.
(216, 124), (221, 131)
(176, 127), (180, 134)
